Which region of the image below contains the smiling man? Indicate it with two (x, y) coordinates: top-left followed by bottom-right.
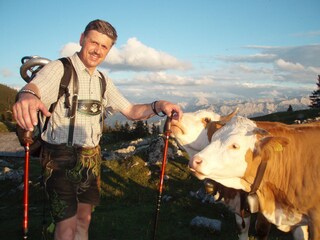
(13, 19), (182, 240)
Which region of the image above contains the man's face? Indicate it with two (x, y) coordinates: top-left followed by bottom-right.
(78, 30), (114, 73)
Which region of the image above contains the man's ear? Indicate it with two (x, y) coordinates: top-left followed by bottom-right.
(79, 33), (85, 47)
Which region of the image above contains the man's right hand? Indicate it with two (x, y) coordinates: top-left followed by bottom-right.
(13, 89), (51, 131)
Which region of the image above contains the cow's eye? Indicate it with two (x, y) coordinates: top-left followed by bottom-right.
(231, 144), (240, 149)
(204, 117), (211, 123)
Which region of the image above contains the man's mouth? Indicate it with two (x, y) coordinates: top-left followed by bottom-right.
(90, 53), (100, 61)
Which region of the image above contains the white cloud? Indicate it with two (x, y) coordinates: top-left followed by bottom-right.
(275, 59), (305, 71)
(104, 37), (192, 72)
(217, 53), (276, 63)
(218, 44), (320, 69)
(134, 72), (215, 86)
(57, 39), (318, 104)
(133, 72), (191, 85)
(60, 42), (81, 57)
(241, 82), (263, 88)
(59, 37), (192, 72)
(260, 89), (282, 98)
(307, 66), (320, 74)
(248, 44), (320, 67)
(212, 44), (319, 89)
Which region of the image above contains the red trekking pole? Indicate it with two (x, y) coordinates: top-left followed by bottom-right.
(22, 131), (33, 239)
(152, 114), (172, 240)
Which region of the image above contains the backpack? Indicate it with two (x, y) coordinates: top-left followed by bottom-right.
(16, 57), (106, 157)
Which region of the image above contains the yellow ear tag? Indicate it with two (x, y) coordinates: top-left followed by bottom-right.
(273, 141), (283, 152)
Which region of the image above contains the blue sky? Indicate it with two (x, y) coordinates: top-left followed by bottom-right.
(1, 0), (320, 105)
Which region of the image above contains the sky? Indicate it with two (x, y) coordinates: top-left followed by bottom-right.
(1, 0), (320, 106)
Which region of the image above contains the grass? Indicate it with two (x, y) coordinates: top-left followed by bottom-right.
(0, 121), (15, 132)
(0, 151), (292, 240)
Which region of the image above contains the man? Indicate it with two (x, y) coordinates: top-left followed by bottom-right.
(13, 19), (182, 240)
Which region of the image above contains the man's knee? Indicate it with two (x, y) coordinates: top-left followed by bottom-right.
(55, 218), (77, 240)
(77, 213), (92, 227)
(76, 203), (93, 228)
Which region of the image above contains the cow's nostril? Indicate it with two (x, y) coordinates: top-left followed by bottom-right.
(193, 156), (203, 165)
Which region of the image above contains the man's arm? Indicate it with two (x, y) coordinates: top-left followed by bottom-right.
(121, 100), (182, 121)
(13, 83), (51, 131)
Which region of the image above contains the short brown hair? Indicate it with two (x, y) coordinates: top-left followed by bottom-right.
(84, 19), (118, 44)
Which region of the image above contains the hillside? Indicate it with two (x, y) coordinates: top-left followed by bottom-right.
(0, 141), (293, 240)
(0, 83), (17, 119)
(251, 108), (320, 124)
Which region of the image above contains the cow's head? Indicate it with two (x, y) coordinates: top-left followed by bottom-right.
(170, 108), (238, 158)
(189, 116), (273, 190)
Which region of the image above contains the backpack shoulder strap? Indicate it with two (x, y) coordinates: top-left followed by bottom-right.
(58, 57), (73, 105)
(46, 57), (72, 113)
(43, 57), (73, 131)
(59, 58), (72, 90)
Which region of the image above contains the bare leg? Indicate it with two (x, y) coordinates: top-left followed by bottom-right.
(54, 216), (77, 240)
(54, 203), (92, 240)
(75, 203), (93, 240)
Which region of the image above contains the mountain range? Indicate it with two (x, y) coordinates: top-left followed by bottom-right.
(181, 95), (310, 117)
(107, 95), (311, 126)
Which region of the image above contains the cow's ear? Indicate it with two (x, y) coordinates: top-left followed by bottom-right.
(253, 127), (269, 137)
(260, 136), (289, 151)
(256, 136), (289, 161)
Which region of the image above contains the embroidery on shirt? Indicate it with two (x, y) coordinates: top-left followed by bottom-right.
(77, 99), (102, 116)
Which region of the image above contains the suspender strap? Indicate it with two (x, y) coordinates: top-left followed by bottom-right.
(67, 62), (79, 146)
(98, 70), (106, 97)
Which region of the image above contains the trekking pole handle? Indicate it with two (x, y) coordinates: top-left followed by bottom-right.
(164, 111), (175, 133)
(23, 131), (34, 146)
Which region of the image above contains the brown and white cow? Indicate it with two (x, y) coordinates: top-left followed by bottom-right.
(170, 109), (272, 240)
(189, 115), (316, 239)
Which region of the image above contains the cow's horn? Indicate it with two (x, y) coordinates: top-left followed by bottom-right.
(20, 56), (51, 83)
(217, 107), (239, 125)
